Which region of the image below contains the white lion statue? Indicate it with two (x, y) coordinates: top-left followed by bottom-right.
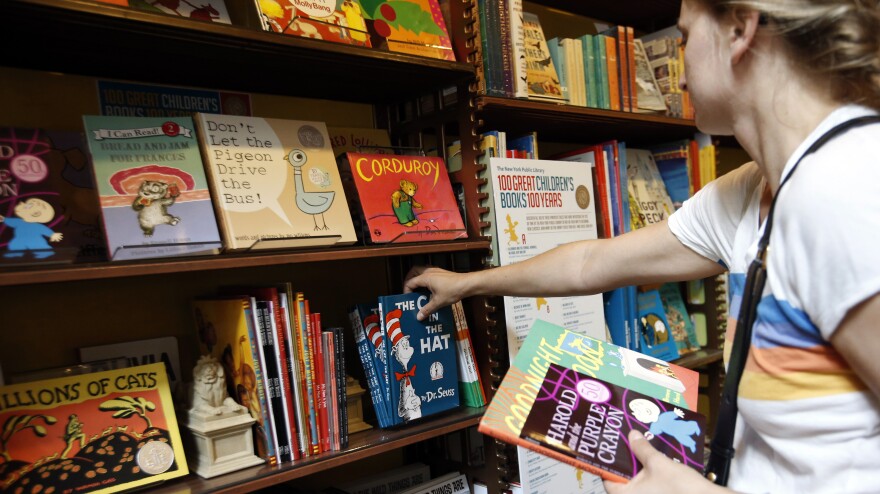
(190, 355), (246, 416)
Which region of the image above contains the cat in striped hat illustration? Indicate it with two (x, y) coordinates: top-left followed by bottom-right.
(364, 313), (386, 366)
(386, 308), (422, 421)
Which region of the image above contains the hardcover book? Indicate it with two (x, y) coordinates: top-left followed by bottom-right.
(82, 115), (223, 261)
(341, 152), (465, 243)
(636, 289), (680, 362)
(78, 336), (183, 396)
(194, 114), (357, 251)
(360, 0), (455, 61)
(256, 0), (372, 47)
(519, 362), (705, 482)
(479, 319), (702, 484)
(0, 362), (188, 494)
(128, 0), (232, 23)
(191, 297), (275, 464)
(522, 12), (564, 102)
(378, 292), (460, 425)
(0, 127), (105, 264)
(349, 302), (392, 428)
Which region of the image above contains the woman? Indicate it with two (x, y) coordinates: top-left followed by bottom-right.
(404, 0), (880, 491)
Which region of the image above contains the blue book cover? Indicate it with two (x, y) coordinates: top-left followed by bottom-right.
(637, 289), (680, 361)
(547, 37), (569, 103)
(349, 303), (392, 428)
(379, 292), (460, 426)
(650, 140), (692, 210)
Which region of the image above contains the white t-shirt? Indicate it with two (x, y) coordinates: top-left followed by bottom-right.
(668, 105), (880, 493)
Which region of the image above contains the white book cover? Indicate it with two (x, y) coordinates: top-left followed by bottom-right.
(488, 157), (607, 494)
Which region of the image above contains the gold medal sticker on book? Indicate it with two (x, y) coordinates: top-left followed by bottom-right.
(0, 362), (188, 494)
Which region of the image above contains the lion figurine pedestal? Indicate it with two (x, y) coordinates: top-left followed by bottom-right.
(184, 356), (265, 479)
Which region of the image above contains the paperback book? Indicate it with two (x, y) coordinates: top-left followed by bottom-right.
(479, 319), (702, 484)
(341, 152), (465, 243)
(82, 115), (223, 260)
(377, 292), (460, 426)
(0, 127), (105, 264)
(194, 114), (356, 251)
(0, 362), (188, 494)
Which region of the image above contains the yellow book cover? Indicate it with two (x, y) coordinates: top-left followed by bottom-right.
(194, 114), (357, 251)
(0, 363), (187, 494)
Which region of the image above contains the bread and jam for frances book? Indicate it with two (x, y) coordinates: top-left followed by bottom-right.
(378, 292), (460, 426)
(194, 114), (356, 251)
(479, 319), (704, 483)
(82, 115), (222, 261)
(0, 363), (187, 494)
(0, 128), (105, 264)
(342, 152), (465, 243)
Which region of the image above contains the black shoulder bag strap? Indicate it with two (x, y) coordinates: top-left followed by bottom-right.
(705, 114), (880, 486)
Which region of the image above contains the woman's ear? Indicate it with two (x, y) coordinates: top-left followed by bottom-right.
(729, 8), (761, 65)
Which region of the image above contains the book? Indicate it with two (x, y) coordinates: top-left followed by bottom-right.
(194, 114), (357, 251)
(128, 0), (232, 23)
(658, 283), (700, 356)
(636, 289), (680, 362)
(328, 126), (393, 157)
(78, 336), (182, 396)
(191, 297), (275, 464)
(377, 292), (460, 425)
(349, 302), (393, 428)
(625, 148), (675, 229)
(254, 300), (294, 463)
(335, 462), (431, 494)
(519, 362), (706, 482)
(397, 471), (470, 494)
(256, 0), (372, 47)
(81, 115), (223, 261)
(0, 362), (188, 494)
(329, 326), (349, 449)
(0, 127), (105, 264)
(522, 12), (564, 102)
(479, 319), (703, 484)
(341, 152), (465, 243)
(632, 38), (666, 113)
(451, 301), (486, 407)
(356, 0), (454, 60)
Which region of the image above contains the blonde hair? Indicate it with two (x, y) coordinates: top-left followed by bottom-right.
(698, 0), (880, 108)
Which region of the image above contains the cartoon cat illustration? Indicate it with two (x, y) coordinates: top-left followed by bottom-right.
(391, 179), (423, 227)
(132, 180), (180, 236)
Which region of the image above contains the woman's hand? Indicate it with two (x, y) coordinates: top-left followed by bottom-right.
(403, 266), (470, 321)
(604, 430), (728, 494)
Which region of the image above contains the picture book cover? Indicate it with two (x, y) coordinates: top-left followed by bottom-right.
(194, 114), (357, 250)
(0, 127), (106, 264)
(479, 320), (701, 482)
(128, 0), (232, 23)
(343, 152), (465, 243)
(81, 115), (222, 261)
(256, 0), (372, 47)
(625, 148), (675, 230)
(78, 336), (183, 397)
(658, 283), (700, 356)
(192, 297), (275, 464)
(636, 289), (680, 362)
(359, 0), (455, 61)
(378, 292), (460, 426)
(0, 362), (188, 494)
(519, 362), (706, 483)
(522, 12), (564, 102)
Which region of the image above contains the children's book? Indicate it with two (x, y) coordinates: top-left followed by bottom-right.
(341, 152), (465, 243)
(191, 297), (275, 464)
(522, 12), (565, 102)
(82, 115), (222, 261)
(377, 292), (460, 425)
(194, 114), (357, 251)
(128, 0), (232, 23)
(625, 148), (675, 230)
(256, 0), (372, 47)
(519, 362), (706, 483)
(78, 336), (182, 396)
(358, 0), (455, 60)
(349, 302), (392, 428)
(636, 289), (680, 362)
(328, 126), (393, 157)
(451, 301), (486, 407)
(0, 128), (106, 264)
(658, 283), (700, 355)
(0, 362), (188, 494)
(479, 319), (703, 483)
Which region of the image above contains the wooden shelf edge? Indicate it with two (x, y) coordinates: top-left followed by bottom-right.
(673, 348), (723, 369)
(475, 96), (696, 127)
(150, 407), (485, 494)
(0, 241), (491, 286)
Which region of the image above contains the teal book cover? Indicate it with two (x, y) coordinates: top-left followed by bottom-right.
(82, 115), (221, 260)
(378, 292), (460, 426)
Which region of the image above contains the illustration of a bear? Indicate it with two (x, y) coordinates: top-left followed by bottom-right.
(132, 180), (180, 236)
(391, 179), (422, 227)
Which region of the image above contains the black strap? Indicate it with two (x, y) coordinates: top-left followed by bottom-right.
(705, 114), (880, 486)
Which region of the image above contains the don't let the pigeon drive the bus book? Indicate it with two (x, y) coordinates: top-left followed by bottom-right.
(193, 114), (356, 251)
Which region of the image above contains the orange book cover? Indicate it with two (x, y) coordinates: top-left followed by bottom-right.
(0, 363), (187, 494)
(603, 35), (621, 111)
(342, 152), (466, 243)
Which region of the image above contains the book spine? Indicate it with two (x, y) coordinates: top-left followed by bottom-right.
(255, 301), (292, 463)
(509, 0), (528, 98)
(310, 311), (330, 453)
(280, 292), (309, 458)
(603, 35), (621, 111)
(302, 300), (321, 454)
(451, 301), (485, 407)
(271, 295), (301, 460)
(322, 331), (339, 451)
(242, 304), (277, 464)
(332, 326), (349, 449)
(349, 307), (389, 428)
(294, 293), (319, 454)
(497, 0), (514, 97)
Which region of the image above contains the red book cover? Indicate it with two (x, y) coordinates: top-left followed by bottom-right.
(309, 312), (330, 453)
(343, 153), (466, 243)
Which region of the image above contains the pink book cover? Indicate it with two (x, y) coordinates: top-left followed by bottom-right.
(343, 152), (465, 243)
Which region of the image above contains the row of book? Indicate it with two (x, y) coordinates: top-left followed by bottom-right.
(192, 286), (348, 464)
(97, 0), (457, 62)
(349, 293), (486, 429)
(477, 1), (694, 118)
(0, 116), (465, 265)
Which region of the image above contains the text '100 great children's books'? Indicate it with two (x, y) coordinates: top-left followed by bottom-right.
(0, 362), (187, 494)
(479, 320), (705, 484)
